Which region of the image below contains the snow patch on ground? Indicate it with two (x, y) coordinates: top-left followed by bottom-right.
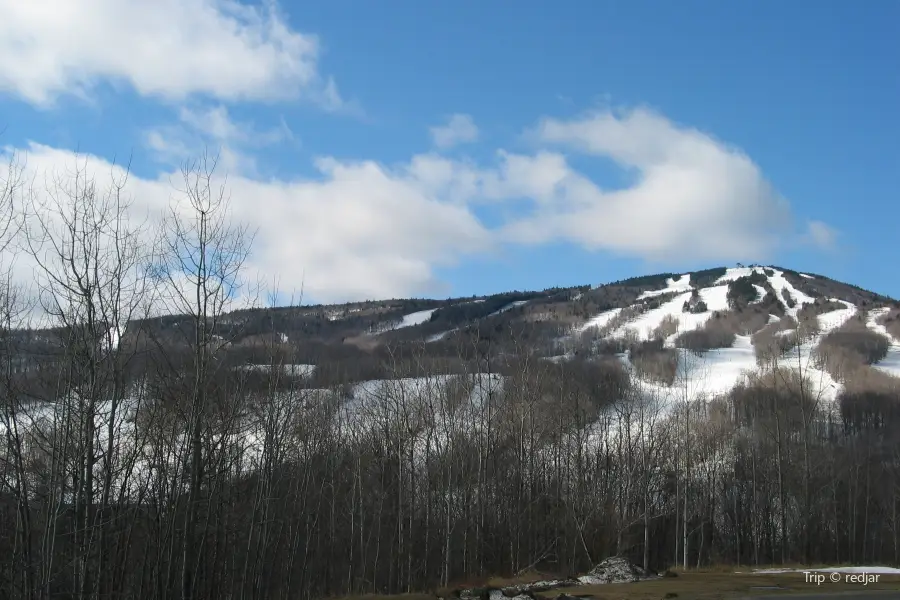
(690, 336), (759, 397)
(628, 329), (841, 408)
(576, 556), (658, 585)
(751, 284), (767, 303)
(817, 300), (857, 334)
(578, 307), (622, 333)
(426, 329), (455, 343)
(630, 336), (759, 403)
(487, 300), (528, 317)
(574, 268), (849, 404)
(766, 268), (816, 317)
(786, 335), (843, 402)
(866, 307), (900, 377)
(800, 273), (814, 279)
(714, 266), (767, 284)
(378, 308), (437, 333)
(610, 285), (729, 342)
(637, 273), (691, 299)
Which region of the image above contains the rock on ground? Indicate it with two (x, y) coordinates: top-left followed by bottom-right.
(576, 556), (657, 585)
(456, 557), (657, 600)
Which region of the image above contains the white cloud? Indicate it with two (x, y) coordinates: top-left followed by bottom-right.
(1, 105), (835, 307)
(145, 104), (295, 174)
(2, 143), (491, 306)
(0, 0), (345, 108)
(178, 105), (294, 146)
(493, 106), (796, 262)
(805, 220), (839, 251)
(430, 114), (480, 149)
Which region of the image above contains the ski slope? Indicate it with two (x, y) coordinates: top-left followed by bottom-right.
(377, 308), (438, 333)
(637, 273), (692, 299)
(578, 307), (622, 333)
(609, 284), (729, 341)
(575, 267), (855, 405)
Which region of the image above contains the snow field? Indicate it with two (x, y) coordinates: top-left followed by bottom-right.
(379, 308), (438, 332)
(487, 300), (529, 317)
(637, 273), (692, 299)
(573, 267), (853, 406)
(609, 285), (730, 342)
(577, 307), (622, 333)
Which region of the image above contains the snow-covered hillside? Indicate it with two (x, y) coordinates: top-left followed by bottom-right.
(573, 267), (892, 405)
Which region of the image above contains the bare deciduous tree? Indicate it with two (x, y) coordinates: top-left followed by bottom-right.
(158, 152), (255, 600)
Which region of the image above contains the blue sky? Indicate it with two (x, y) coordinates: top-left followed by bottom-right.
(1, 0), (898, 304)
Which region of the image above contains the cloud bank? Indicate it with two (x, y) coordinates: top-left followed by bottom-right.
(499, 107), (793, 260)
(430, 114), (480, 149)
(0, 0), (344, 108)
(2, 106), (828, 304)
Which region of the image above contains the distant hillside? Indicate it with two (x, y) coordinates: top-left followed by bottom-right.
(10, 264), (899, 393)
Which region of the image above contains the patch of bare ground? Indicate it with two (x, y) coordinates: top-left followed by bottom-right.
(351, 570), (900, 600)
(431, 570), (571, 600)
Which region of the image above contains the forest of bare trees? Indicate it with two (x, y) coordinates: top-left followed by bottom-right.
(1, 153), (899, 600)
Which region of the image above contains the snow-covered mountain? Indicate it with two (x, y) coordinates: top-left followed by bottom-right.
(299, 264), (897, 410)
(9, 265), (900, 412)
